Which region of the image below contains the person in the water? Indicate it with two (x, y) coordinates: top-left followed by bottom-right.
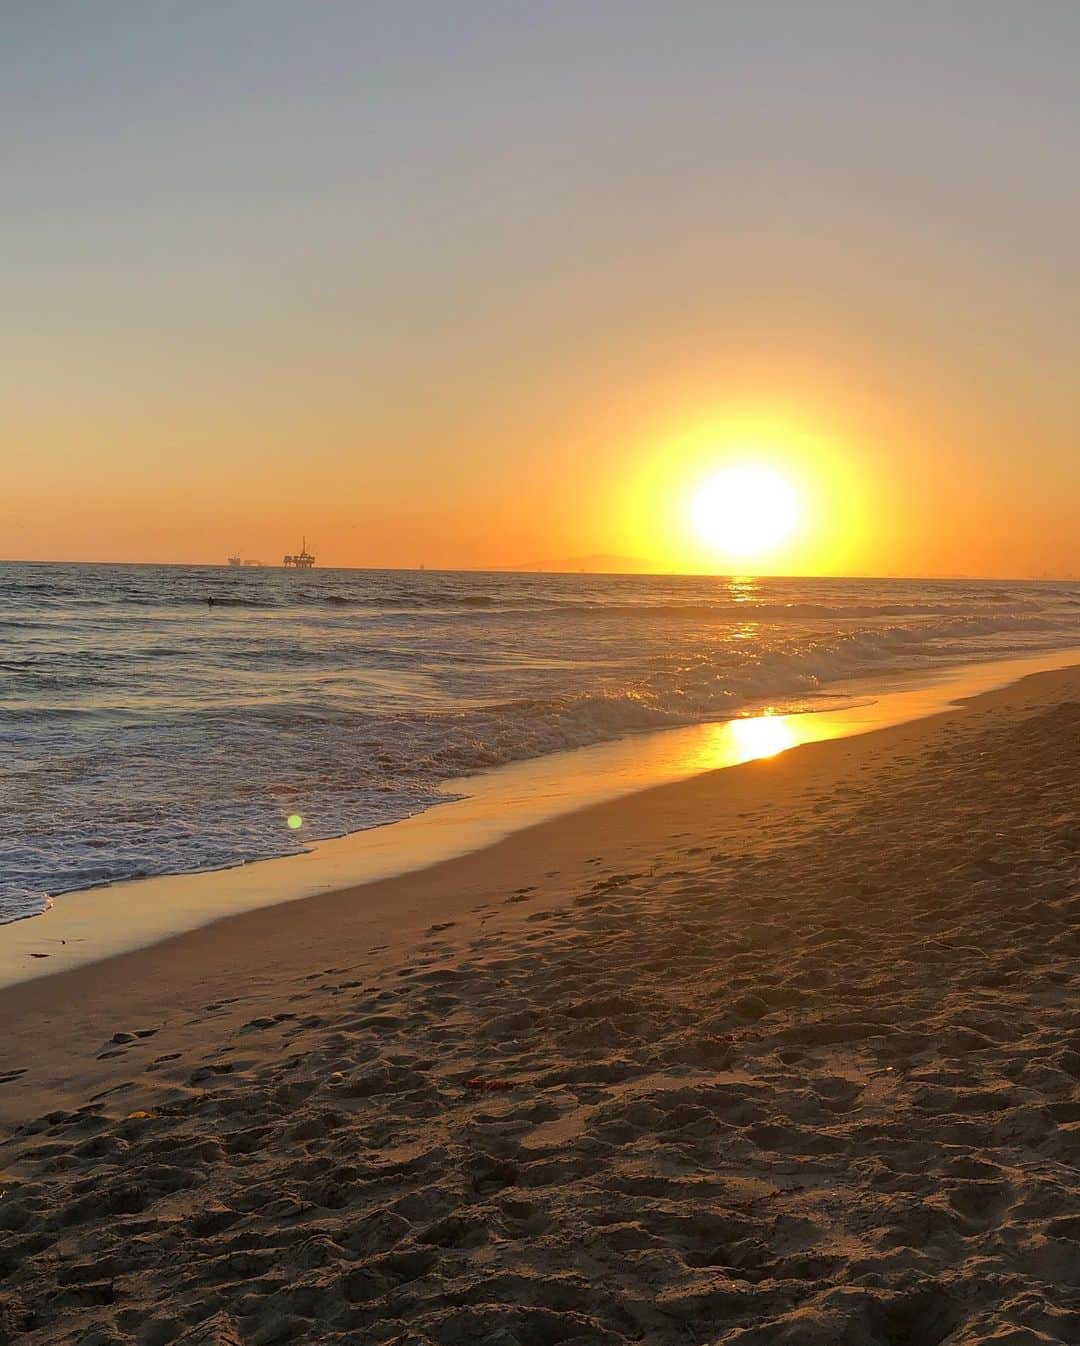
(207, 595), (216, 608)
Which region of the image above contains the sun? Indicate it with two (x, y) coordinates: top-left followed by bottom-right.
(690, 465), (800, 558)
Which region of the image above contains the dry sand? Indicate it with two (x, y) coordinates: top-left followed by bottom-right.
(1, 664), (1078, 1345)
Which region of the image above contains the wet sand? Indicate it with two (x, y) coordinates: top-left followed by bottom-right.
(0, 663), (1078, 1344)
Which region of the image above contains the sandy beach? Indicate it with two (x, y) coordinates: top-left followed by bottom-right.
(2, 662), (1079, 1345)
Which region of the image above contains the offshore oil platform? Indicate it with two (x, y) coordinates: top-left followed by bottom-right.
(283, 537), (316, 568)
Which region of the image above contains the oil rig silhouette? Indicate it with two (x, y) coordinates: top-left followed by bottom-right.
(283, 536), (316, 568)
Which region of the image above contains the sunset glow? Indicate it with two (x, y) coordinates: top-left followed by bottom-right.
(2, 6), (1077, 578)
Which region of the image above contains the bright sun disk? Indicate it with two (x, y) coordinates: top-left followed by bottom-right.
(690, 465), (799, 558)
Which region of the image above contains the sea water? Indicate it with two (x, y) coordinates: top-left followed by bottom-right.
(2, 563), (1077, 924)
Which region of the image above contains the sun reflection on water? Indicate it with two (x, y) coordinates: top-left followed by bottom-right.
(726, 576), (760, 603)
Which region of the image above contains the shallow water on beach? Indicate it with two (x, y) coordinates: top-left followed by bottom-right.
(2, 563), (1077, 922)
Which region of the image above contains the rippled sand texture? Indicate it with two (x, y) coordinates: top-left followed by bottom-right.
(1, 682), (1079, 1344)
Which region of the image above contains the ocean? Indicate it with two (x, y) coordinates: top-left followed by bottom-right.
(3, 562), (1077, 925)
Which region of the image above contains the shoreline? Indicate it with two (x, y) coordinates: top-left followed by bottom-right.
(1, 654), (1077, 1126)
(1, 658), (1077, 1342)
(2, 643), (1079, 991)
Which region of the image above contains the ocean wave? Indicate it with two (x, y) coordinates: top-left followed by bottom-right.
(321, 592), (500, 609)
(523, 599), (1051, 621)
(395, 613), (1074, 778)
(307, 594), (1061, 621)
(2, 563), (1077, 924)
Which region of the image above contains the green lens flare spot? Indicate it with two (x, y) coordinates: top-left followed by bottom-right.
(287, 814), (303, 830)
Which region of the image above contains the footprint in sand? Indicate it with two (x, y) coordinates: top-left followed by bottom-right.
(110, 1029), (158, 1045)
(146, 1053), (182, 1072)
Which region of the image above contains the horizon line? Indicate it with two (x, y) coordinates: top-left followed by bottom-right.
(0, 557), (1075, 584)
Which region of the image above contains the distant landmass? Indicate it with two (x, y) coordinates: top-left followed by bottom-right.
(500, 554), (666, 574)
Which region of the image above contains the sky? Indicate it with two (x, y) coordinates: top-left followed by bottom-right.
(3, 1), (1078, 576)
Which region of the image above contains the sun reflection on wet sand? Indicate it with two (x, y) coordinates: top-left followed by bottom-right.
(727, 714), (798, 761)
(674, 712), (807, 775)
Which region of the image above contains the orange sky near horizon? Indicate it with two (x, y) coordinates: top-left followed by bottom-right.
(4, 6), (1079, 579)
(10, 350), (1076, 578)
